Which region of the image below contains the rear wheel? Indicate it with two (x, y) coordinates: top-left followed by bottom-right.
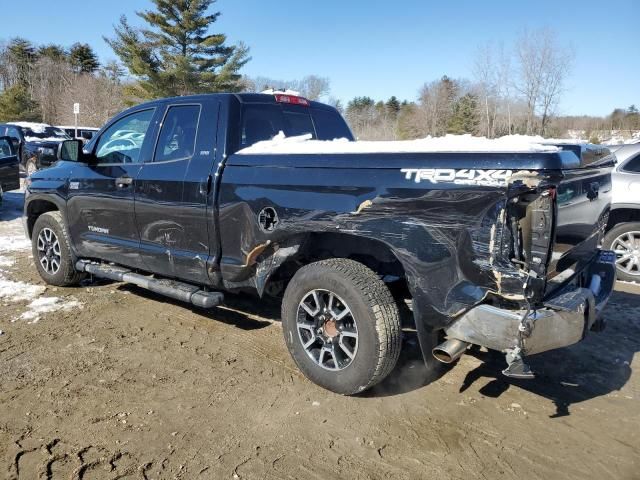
(281, 259), (401, 395)
(604, 222), (640, 283)
(32, 211), (84, 286)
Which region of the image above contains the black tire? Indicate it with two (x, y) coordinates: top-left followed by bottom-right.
(603, 222), (640, 283)
(281, 258), (401, 395)
(32, 211), (84, 287)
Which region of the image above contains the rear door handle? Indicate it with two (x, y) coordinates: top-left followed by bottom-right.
(116, 176), (133, 188)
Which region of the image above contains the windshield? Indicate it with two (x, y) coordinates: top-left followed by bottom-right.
(23, 126), (70, 141)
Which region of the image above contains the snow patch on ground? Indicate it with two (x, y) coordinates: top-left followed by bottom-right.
(237, 133), (562, 155)
(0, 278), (46, 302)
(18, 296), (82, 324)
(1, 190), (82, 324)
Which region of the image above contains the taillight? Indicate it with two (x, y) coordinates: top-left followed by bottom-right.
(274, 94), (310, 107)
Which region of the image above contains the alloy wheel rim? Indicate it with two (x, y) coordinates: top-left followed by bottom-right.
(37, 227), (61, 275)
(612, 231), (640, 276)
(296, 289), (358, 371)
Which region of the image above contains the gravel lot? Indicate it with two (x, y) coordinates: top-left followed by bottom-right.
(1, 190), (638, 479)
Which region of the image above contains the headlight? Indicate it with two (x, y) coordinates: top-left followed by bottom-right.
(38, 147), (55, 156)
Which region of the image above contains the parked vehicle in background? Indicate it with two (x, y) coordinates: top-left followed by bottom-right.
(0, 136), (20, 202)
(603, 143), (640, 282)
(57, 126), (99, 143)
(24, 92), (616, 394)
(0, 122), (71, 175)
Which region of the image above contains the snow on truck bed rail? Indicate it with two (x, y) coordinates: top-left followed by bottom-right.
(237, 133), (562, 155)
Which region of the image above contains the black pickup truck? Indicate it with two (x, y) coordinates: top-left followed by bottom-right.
(0, 122), (71, 175)
(23, 93), (617, 394)
(0, 136), (20, 201)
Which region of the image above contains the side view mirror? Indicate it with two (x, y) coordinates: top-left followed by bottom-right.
(0, 136), (16, 158)
(58, 139), (85, 162)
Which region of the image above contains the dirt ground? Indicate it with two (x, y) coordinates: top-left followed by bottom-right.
(1, 190), (638, 480)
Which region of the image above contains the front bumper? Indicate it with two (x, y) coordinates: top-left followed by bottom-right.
(445, 250), (616, 355)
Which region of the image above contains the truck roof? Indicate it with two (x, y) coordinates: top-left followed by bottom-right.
(130, 93), (336, 111)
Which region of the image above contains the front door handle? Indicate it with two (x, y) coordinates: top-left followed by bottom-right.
(116, 176), (133, 188)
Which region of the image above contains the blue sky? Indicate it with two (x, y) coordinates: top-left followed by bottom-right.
(5, 0), (638, 115)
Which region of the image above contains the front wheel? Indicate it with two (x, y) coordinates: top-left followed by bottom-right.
(603, 222), (640, 283)
(32, 211), (84, 286)
(281, 259), (401, 395)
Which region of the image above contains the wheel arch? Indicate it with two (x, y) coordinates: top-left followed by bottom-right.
(25, 196), (64, 239)
(262, 232), (411, 300)
(606, 206), (640, 231)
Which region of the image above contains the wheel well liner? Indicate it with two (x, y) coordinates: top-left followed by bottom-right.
(26, 199), (59, 238)
(264, 232), (409, 298)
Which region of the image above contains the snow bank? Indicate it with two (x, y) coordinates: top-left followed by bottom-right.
(237, 133), (561, 155)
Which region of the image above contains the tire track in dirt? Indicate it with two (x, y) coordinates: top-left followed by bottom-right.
(6, 437), (140, 480)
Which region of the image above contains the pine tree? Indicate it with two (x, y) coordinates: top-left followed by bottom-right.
(385, 96), (400, 118)
(38, 44), (67, 62)
(69, 43), (100, 74)
(0, 84), (39, 122)
(105, 0), (250, 99)
(7, 38), (37, 86)
(447, 93), (480, 135)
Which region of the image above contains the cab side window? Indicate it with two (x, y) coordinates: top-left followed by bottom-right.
(154, 105), (200, 162)
(95, 109), (155, 164)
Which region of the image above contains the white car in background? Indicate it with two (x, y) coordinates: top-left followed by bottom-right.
(603, 143), (640, 282)
(57, 126), (99, 143)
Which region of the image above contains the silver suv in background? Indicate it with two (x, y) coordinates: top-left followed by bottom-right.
(604, 143), (640, 282)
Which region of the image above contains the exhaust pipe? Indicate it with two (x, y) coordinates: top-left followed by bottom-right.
(432, 339), (470, 364)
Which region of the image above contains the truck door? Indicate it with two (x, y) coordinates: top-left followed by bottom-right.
(135, 100), (219, 284)
(66, 108), (159, 268)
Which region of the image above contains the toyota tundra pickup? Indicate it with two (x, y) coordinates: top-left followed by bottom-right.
(23, 93), (617, 394)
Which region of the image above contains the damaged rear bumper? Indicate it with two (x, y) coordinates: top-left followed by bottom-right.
(444, 250), (616, 355)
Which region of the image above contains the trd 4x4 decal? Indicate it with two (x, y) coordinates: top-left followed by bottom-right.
(400, 168), (513, 186)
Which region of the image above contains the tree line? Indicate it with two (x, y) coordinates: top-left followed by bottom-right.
(0, 0), (636, 141)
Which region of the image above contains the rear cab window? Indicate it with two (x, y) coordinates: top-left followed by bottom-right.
(238, 102), (353, 150)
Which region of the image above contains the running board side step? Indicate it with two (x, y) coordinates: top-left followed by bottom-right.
(76, 261), (224, 309)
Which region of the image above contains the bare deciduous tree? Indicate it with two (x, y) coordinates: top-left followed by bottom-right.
(515, 28), (574, 135)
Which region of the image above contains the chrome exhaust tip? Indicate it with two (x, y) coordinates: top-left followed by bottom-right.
(432, 339), (470, 364)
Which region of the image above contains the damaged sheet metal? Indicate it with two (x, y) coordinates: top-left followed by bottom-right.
(218, 149), (613, 363)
